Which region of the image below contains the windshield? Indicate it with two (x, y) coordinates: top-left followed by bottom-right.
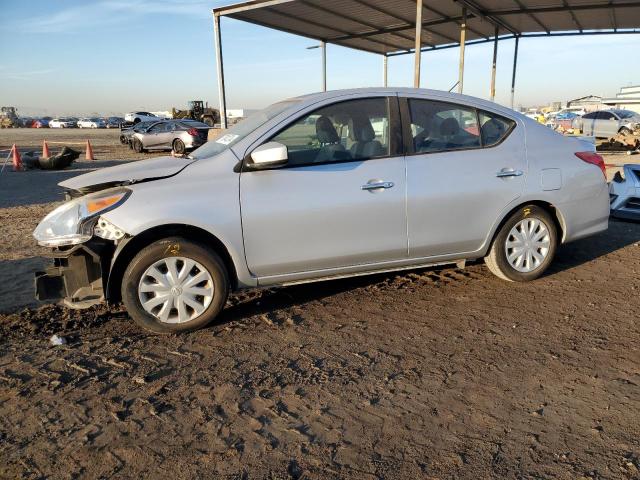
(191, 100), (299, 159)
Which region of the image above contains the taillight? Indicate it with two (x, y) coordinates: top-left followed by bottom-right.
(187, 128), (198, 136)
(575, 151), (606, 179)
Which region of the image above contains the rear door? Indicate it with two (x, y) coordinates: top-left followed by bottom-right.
(143, 122), (169, 148)
(402, 96), (525, 257)
(240, 96), (407, 279)
(593, 111), (617, 137)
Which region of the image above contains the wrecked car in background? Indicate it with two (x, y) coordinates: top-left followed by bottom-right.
(610, 164), (640, 221)
(575, 109), (640, 137)
(130, 119), (209, 154)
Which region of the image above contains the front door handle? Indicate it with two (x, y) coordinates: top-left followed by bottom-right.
(496, 169), (523, 178)
(361, 181), (394, 191)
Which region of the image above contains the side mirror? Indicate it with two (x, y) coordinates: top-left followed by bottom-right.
(249, 142), (288, 168)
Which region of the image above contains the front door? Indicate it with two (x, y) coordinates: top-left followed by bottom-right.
(402, 96), (526, 257)
(240, 96), (407, 279)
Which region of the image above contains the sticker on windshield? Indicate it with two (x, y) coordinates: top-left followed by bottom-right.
(215, 133), (239, 145)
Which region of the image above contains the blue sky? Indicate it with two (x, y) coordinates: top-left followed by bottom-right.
(0, 0), (638, 116)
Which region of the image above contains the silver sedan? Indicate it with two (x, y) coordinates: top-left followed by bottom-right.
(130, 120), (209, 154)
(575, 109), (640, 137)
(34, 88), (609, 333)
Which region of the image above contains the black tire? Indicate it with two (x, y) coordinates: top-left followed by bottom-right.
(132, 138), (144, 153)
(619, 127), (632, 135)
(119, 135), (127, 145)
(121, 237), (229, 334)
(172, 139), (186, 154)
(484, 205), (558, 282)
(133, 118), (141, 124)
(202, 116), (215, 127)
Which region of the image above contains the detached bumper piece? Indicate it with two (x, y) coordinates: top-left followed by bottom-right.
(610, 164), (640, 221)
(35, 242), (111, 309)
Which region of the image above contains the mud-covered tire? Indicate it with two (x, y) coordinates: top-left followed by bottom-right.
(619, 127), (632, 136)
(132, 138), (144, 153)
(121, 237), (229, 334)
(485, 205), (558, 282)
(172, 139), (186, 155)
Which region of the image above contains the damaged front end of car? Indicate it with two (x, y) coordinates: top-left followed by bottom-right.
(609, 163), (640, 221)
(33, 189), (131, 308)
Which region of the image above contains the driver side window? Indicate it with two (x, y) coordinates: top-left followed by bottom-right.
(270, 97), (390, 167)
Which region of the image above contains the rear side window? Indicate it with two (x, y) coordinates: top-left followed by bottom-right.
(270, 97), (390, 167)
(408, 99), (480, 153)
(478, 110), (515, 147)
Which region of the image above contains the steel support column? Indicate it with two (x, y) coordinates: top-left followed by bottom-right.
(510, 35), (519, 109)
(213, 11), (227, 129)
(321, 40), (327, 91)
(414, 0), (423, 88)
(383, 55), (388, 86)
(490, 26), (499, 101)
(458, 7), (467, 94)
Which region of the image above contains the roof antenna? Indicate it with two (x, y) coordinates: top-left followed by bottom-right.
(448, 81), (459, 93)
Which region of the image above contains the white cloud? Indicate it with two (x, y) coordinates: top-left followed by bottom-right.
(20, 0), (227, 33)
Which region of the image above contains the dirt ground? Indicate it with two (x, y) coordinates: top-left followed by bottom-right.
(1, 128), (639, 479)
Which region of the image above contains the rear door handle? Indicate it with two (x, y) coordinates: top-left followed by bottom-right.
(361, 181), (394, 191)
(496, 169), (523, 178)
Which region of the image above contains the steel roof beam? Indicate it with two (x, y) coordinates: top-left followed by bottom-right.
(511, 0), (550, 33)
(562, 0), (584, 32)
(351, 0), (459, 43)
(455, 0), (520, 35)
(298, 0), (419, 48)
(418, 0), (490, 39)
(265, 4), (406, 52)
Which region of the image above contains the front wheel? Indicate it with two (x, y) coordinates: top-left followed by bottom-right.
(485, 205), (557, 282)
(121, 238), (229, 334)
(132, 138), (145, 153)
(619, 127), (632, 136)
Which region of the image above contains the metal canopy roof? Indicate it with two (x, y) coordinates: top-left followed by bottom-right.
(215, 0), (640, 55)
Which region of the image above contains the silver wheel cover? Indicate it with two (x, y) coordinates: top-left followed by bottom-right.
(505, 217), (551, 273)
(138, 257), (214, 324)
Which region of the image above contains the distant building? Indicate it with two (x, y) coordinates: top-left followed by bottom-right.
(602, 85), (640, 114)
(567, 95), (603, 112)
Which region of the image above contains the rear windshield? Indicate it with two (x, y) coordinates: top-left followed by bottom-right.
(191, 100), (299, 160)
(615, 110), (637, 119)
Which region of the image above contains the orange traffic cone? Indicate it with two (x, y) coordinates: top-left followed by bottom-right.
(85, 140), (95, 160)
(11, 144), (22, 171)
(42, 140), (50, 158)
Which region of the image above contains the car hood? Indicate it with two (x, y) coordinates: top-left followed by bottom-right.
(59, 155), (195, 196)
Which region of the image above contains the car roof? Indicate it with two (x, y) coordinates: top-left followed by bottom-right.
(286, 87), (520, 119)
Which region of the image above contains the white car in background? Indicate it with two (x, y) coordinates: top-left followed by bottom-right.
(49, 118), (76, 128)
(125, 111), (159, 124)
(78, 118), (106, 129)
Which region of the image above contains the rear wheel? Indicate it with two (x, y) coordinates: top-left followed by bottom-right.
(202, 116), (215, 127)
(485, 205), (557, 282)
(121, 238), (229, 334)
(172, 139), (186, 154)
(132, 138), (145, 153)
(133, 118), (141, 124)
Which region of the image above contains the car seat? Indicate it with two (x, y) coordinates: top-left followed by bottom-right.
(314, 116), (350, 163)
(349, 116), (384, 159)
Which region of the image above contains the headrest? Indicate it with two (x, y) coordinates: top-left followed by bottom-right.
(440, 117), (459, 136)
(349, 116), (376, 142)
(315, 115), (340, 144)
(481, 118), (506, 143)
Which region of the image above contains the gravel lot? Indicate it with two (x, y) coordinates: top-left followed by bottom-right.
(0, 128), (639, 479)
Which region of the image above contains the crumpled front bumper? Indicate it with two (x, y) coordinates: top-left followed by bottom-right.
(609, 164), (640, 221)
(35, 240), (114, 309)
